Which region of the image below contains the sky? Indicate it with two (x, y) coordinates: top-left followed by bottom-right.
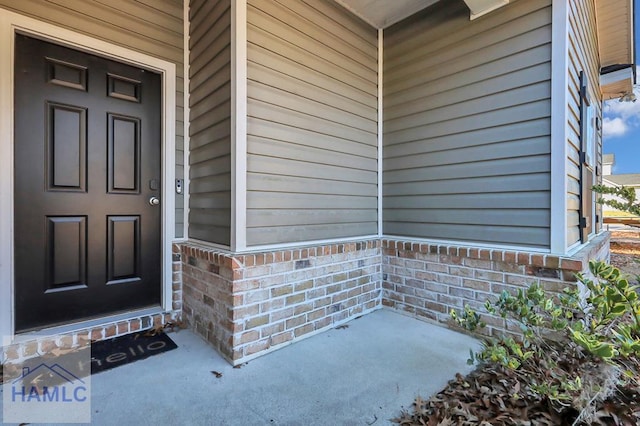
(602, 70), (640, 175)
(601, 6), (640, 175)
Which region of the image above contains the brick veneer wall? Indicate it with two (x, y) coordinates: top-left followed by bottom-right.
(382, 232), (610, 337)
(181, 239), (382, 365)
(2, 244), (184, 363)
(3, 232), (611, 365)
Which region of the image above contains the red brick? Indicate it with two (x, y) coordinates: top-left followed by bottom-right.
(245, 315), (269, 329)
(261, 298), (285, 312)
(40, 339), (58, 353)
(438, 294), (463, 307)
(404, 296), (425, 308)
(449, 287), (474, 299)
(425, 301), (447, 313)
(294, 303), (313, 315)
(129, 319), (140, 331)
(332, 292), (349, 303)
(531, 254), (545, 267)
(286, 293), (305, 305)
(544, 255), (560, 269)
(117, 322), (129, 334)
(59, 335), (74, 348)
(479, 249), (491, 260)
(4, 346), (19, 361)
(464, 258), (492, 270)
(505, 274), (537, 286)
(271, 307), (294, 321)
(239, 330), (259, 344)
(234, 304), (260, 319)
(490, 250), (503, 261)
(22, 341), (38, 357)
(307, 308), (326, 321)
(90, 328), (104, 341)
(233, 279), (260, 292)
(492, 262), (525, 274)
(294, 323), (314, 337)
(475, 270), (504, 282)
(560, 258), (583, 271)
(285, 315), (305, 330)
(314, 297), (331, 308)
(244, 340), (270, 356)
(294, 280), (313, 292)
(503, 251), (516, 264)
(270, 331), (293, 346)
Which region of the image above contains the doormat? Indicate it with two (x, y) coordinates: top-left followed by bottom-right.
(90, 331), (177, 374)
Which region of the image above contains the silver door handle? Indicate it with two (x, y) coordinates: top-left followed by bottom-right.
(149, 196), (160, 206)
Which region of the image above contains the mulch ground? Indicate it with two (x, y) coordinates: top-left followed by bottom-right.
(610, 236), (640, 283)
(394, 233), (640, 425)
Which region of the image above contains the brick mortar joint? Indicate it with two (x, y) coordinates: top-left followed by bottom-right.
(381, 236), (610, 273)
(180, 240), (381, 268)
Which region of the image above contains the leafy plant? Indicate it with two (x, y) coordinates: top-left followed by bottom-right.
(451, 260), (640, 420)
(592, 184), (640, 216)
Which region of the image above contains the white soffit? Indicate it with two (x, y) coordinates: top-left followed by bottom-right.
(334, 0), (440, 28)
(464, 0), (509, 20)
(595, 0), (635, 99)
(595, 0), (634, 69)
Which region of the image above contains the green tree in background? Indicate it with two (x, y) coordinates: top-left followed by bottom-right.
(593, 184), (640, 216)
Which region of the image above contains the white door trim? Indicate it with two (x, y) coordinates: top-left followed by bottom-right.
(0, 9), (176, 339)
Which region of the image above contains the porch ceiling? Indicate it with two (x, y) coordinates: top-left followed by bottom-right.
(596, 0), (636, 99)
(333, 0), (440, 28)
(333, 0), (510, 28)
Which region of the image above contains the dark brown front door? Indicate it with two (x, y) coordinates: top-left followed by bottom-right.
(14, 34), (162, 332)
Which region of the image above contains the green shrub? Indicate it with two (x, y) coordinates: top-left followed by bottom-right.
(593, 184), (640, 216)
(451, 260), (640, 417)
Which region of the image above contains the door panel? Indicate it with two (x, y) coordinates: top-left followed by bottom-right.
(108, 114), (141, 193)
(107, 216), (141, 285)
(14, 34), (162, 332)
(46, 216), (88, 291)
(46, 103), (87, 191)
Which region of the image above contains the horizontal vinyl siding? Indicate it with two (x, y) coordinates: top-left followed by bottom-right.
(566, 0), (602, 247)
(187, 0), (231, 246)
(0, 0), (185, 237)
(383, 0), (552, 249)
(246, 0), (378, 246)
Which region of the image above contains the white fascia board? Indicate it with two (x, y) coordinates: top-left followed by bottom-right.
(600, 67), (634, 87)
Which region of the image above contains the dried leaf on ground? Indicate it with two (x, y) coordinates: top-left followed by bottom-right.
(393, 236), (640, 426)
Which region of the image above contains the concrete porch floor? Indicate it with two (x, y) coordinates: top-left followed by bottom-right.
(3, 309), (479, 425)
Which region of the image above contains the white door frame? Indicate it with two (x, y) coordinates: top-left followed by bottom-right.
(0, 9), (176, 339)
